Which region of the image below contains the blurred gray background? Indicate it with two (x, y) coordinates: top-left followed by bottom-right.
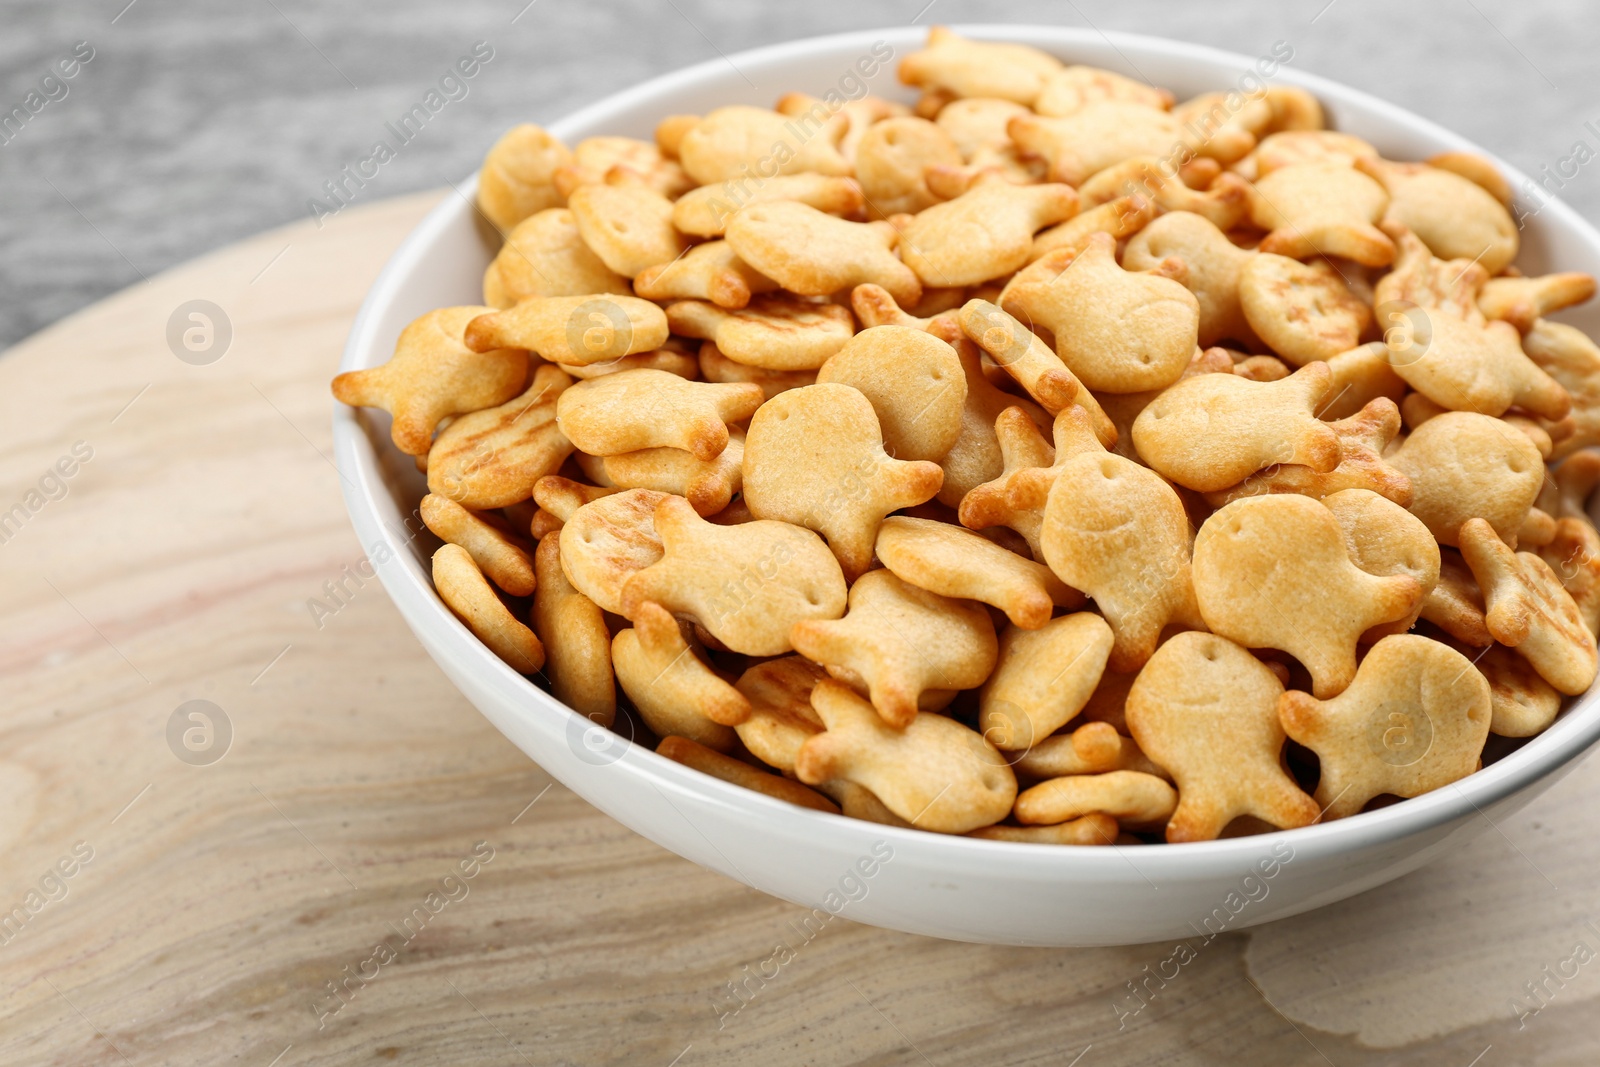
(2, 0), (1597, 349)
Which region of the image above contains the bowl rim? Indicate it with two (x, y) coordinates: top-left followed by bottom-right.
(334, 23), (1600, 875)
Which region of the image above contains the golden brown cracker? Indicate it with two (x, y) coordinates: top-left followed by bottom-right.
(477, 124), (571, 232)
(465, 294), (669, 366)
(900, 173), (1078, 287)
(1001, 233), (1199, 394)
(533, 533), (615, 725)
(657, 735), (839, 814)
(421, 493), (535, 596)
(612, 602), (744, 749)
(427, 365), (574, 508)
(620, 495), (848, 657)
(558, 488), (669, 615)
(667, 294), (856, 372)
(789, 569), (997, 729)
(1040, 450), (1203, 672)
(332, 306), (529, 457)
(876, 515), (1082, 630)
(1202, 397), (1410, 507)
(978, 613), (1113, 751)
(632, 240), (779, 310)
(1460, 517), (1599, 694)
(1126, 632), (1320, 841)
(743, 382), (944, 578)
(1247, 161), (1395, 266)
(433, 544), (544, 673)
(795, 678), (1016, 833)
(1388, 411), (1544, 547)
(1192, 494), (1424, 697)
(897, 26), (1062, 107)
(482, 208), (629, 308)
(815, 325), (967, 461)
(732, 656), (827, 773)
(725, 200), (922, 305)
(1133, 361), (1340, 493)
(1278, 634), (1491, 819)
(1014, 771), (1177, 831)
(556, 368), (763, 461)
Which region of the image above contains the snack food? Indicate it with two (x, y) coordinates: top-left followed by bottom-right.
(732, 656), (828, 772)
(1246, 162), (1395, 266)
(566, 171), (686, 278)
(876, 514), (1081, 628)
(742, 382), (943, 578)
(898, 172), (1078, 285)
(1202, 397), (1410, 507)
(1239, 254), (1372, 365)
(725, 200), (922, 304)
(955, 404), (1062, 559)
(1131, 361), (1340, 492)
(794, 679), (1016, 833)
(631, 240), (779, 309)
(1122, 211), (1254, 348)
(1357, 156), (1517, 273)
(426, 364), (574, 508)
(666, 294), (855, 371)
(1000, 232), (1200, 394)
(1279, 635), (1492, 819)
(958, 300), (1113, 432)
(1014, 770), (1177, 831)
(1388, 411), (1544, 547)
(621, 495), (847, 656)
(1040, 451), (1203, 672)
(533, 534), (614, 725)
(1193, 494), (1424, 696)
(671, 174), (865, 237)
(432, 544), (544, 673)
(482, 209), (629, 307)
(1077, 161), (1250, 232)
(464, 294), (668, 365)
(979, 613), (1113, 750)
(1009, 103), (1183, 186)
(1459, 518), (1599, 694)
(658, 736), (840, 813)
(557, 488), (668, 615)
(477, 124), (571, 232)
(556, 368), (762, 460)
(814, 326), (966, 461)
(1127, 632), (1320, 842)
(612, 600), (742, 751)
(335, 27), (1600, 847)
(421, 493), (535, 596)
(1383, 304), (1569, 421)
(789, 568), (997, 728)
(333, 307), (528, 456)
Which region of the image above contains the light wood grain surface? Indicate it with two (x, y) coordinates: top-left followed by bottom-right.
(2, 192), (1598, 1067)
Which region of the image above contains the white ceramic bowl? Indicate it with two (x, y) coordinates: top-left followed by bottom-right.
(334, 25), (1600, 946)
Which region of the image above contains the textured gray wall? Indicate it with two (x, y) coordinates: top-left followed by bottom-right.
(2, 0), (1597, 348)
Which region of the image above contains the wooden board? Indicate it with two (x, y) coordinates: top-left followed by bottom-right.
(1, 192), (1598, 1066)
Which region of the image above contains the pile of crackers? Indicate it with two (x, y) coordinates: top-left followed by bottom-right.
(333, 27), (1600, 845)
